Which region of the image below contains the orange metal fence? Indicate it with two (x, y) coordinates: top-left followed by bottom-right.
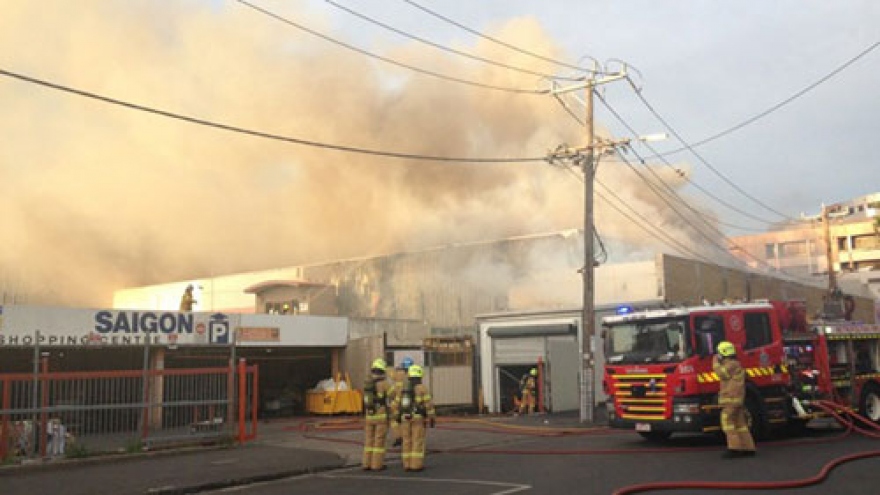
(1, 359), (258, 460)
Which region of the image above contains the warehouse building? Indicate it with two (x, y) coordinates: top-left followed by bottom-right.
(6, 231), (873, 416)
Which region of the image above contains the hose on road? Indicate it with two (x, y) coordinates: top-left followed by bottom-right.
(612, 402), (880, 494)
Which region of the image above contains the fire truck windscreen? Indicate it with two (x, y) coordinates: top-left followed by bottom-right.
(604, 317), (690, 364)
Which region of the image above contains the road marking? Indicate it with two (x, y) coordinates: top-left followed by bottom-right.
(322, 473), (532, 494)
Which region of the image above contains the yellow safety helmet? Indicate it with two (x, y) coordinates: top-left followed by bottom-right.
(717, 341), (736, 357)
(408, 364), (424, 378)
(371, 358), (387, 372)
(530, 368), (538, 376)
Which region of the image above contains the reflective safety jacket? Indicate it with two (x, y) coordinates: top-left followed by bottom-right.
(521, 375), (536, 395)
(713, 355), (745, 407)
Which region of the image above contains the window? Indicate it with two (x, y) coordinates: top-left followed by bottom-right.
(765, 244), (776, 259)
(693, 316), (725, 356)
(779, 242), (806, 257)
(744, 313), (772, 350)
(853, 235), (880, 250)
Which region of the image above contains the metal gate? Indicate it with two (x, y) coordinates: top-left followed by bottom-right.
(1, 359), (258, 460)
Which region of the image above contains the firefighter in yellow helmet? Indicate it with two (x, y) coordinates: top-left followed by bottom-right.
(518, 367), (538, 415)
(713, 341), (756, 458)
(394, 364), (436, 472)
(362, 358), (392, 470)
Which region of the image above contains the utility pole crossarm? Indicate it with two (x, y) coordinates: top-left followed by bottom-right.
(548, 72), (628, 96)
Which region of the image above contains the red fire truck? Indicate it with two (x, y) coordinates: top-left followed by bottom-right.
(601, 299), (880, 441)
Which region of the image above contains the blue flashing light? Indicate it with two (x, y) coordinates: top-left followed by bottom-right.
(616, 305), (634, 315)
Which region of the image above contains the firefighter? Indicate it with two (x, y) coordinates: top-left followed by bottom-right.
(390, 356), (414, 448)
(518, 367), (538, 415)
(395, 364), (436, 472)
(713, 341), (756, 458)
(362, 358), (392, 471)
(179, 284), (196, 311)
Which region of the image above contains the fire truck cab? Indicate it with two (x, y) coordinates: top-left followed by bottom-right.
(602, 298), (880, 442)
(601, 300), (803, 441)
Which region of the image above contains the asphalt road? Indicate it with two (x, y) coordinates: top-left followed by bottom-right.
(204, 424), (880, 495)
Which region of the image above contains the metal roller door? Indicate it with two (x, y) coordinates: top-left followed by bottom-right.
(492, 336), (545, 365)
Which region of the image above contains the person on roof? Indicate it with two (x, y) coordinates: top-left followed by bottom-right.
(179, 284), (196, 311)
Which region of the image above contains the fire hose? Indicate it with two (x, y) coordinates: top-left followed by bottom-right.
(612, 402), (880, 495)
(280, 410), (880, 492)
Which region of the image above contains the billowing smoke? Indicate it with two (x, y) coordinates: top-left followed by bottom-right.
(0, 1), (715, 307)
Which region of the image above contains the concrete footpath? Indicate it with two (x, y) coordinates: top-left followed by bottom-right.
(0, 413), (592, 495)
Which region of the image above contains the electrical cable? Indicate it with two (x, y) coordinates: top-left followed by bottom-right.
(560, 164), (723, 266)
(237, 0), (548, 95)
(549, 85), (771, 235)
(595, 91), (783, 228)
(596, 180), (721, 266)
(549, 94), (735, 266)
(0, 68), (546, 164)
(550, 86), (816, 285)
(609, 149), (766, 270)
(592, 92), (822, 284)
(611, 150), (812, 284)
(401, 0), (602, 74)
(323, 0), (588, 82)
(626, 76), (798, 223)
(641, 40), (880, 158)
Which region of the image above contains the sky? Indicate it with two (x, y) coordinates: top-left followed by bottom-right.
(1, 0), (878, 307)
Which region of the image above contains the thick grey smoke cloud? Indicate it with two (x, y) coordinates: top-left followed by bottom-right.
(0, 1), (713, 307)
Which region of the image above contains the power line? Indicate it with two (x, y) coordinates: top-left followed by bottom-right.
(324, 0), (588, 82)
(611, 148), (817, 283)
(549, 89), (817, 284)
(237, 0), (547, 95)
(553, 98), (813, 281)
(644, 40), (880, 157)
(0, 68), (545, 164)
(551, 86), (772, 231)
(594, 92), (782, 228)
(624, 40), (880, 222)
(401, 0), (601, 74)
(626, 77), (798, 223)
(550, 85), (787, 276)
(599, 156), (814, 284)
(609, 148), (752, 265)
(562, 164), (719, 265)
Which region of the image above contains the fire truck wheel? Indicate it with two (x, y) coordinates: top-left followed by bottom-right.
(638, 431), (672, 442)
(745, 395), (769, 441)
(859, 384), (880, 423)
